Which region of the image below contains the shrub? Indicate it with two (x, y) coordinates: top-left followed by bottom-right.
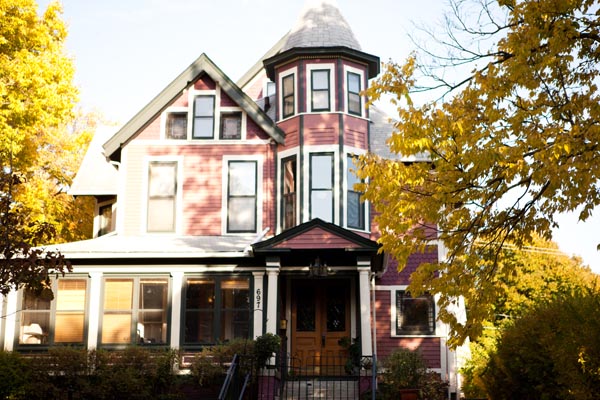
(483, 291), (600, 399)
(0, 351), (30, 399)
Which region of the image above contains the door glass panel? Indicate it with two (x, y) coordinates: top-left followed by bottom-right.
(296, 287), (316, 332)
(326, 289), (346, 332)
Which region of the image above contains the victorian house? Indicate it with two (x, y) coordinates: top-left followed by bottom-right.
(2, 1), (464, 397)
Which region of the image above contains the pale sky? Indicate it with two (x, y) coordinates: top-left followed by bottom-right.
(39, 0), (599, 271)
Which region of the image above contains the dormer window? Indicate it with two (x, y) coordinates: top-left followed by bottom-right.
(193, 95), (215, 139)
(310, 70), (330, 111)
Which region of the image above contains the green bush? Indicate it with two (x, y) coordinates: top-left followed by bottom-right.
(483, 291), (600, 399)
(0, 351), (30, 399)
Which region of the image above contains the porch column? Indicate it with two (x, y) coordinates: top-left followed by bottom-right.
(358, 264), (373, 356)
(3, 290), (18, 351)
(170, 271), (184, 349)
(265, 257), (280, 335)
(87, 271), (103, 350)
(252, 271), (265, 338)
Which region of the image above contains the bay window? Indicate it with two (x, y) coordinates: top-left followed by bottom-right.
(347, 155), (365, 230)
(311, 69), (330, 111)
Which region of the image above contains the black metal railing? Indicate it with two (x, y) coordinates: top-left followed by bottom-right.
(218, 353), (376, 400)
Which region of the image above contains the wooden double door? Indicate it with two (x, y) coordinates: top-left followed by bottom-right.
(291, 279), (350, 374)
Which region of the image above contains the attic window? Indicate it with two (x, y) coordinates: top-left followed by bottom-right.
(166, 112), (187, 140)
(193, 95), (215, 139)
(220, 112), (242, 140)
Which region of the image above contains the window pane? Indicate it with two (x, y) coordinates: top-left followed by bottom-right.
(99, 204), (113, 236)
(138, 311), (167, 344)
(326, 290), (346, 332)
(348, 93), (361, 115)
(140, 279), (168, 310)
(282, 75), (294, 118)
(23, 290), (51, 311)
(104, 279), (133, 310)
(193, 117), (214, 138)
(348, 73), (360, 93)
(220, 113), (241, 139)
(347, 191), (364, 229)
(57, 279), (86, 311)
(55, 313), (84, 343)
(149, 163), (176, 197)
(283, 157), (297, 230)
(194, 96), (214, 117)
(220, 310), (249, 341)
(397, 292), (435, 334)
(185, 310), (214, 344)
(283, 75), (294, 95)
(311, 155), (332, 189)
(20, 312), (50, 344)
(221, 279), (249, 308)
(228, 197), (256, 231)
(186, 279), (215, 309)
(102, 313), (132, 343)
(229, 162), (256, 196)
(296, 287), (316, 332)
(311, 191), (333, 222)
(167, 113), (187, 140)
(312, 70), (329, 90)
(312, 91), (329, 110)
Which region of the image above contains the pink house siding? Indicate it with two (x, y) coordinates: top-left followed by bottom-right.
(220, 91), (237, 107)
(379, 249), (438, 286)
(136, 118), (161, 140)
(194, 75), (216, 90)
(343, 115), (368, 149)
(303, 114), (340, 146)
(273, 227), (361, 249)
(278, 118), (300, 150)
(375, 290), (441, 368)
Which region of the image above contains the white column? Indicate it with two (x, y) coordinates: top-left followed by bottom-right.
(265, 258), (280, 335)
(87, 271), (103, 350)
(252, 272), (265, 339)
(358, 265), (373, 356)
(4, 290), (18, 351)
(170, 271), (184, 349)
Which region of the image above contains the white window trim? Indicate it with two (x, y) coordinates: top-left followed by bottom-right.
(343, 147), (369, 232)
(343, 65), (366, 118)
(302, 145), (339, 225)
(221, 154), (264, 235)
(141, 156), (184, 235)
(278, 67), (298, 121)
(276, 148), (300, 234)
(306, 63), (336, 113)
(389, 286), (441, 338)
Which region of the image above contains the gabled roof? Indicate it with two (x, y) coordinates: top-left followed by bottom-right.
(252, 218), (379, 252)
(103, 53), (285, 160)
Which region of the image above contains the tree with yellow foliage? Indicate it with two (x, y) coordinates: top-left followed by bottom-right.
(0, 0), (89, 296)
(359, 0), (599, 344)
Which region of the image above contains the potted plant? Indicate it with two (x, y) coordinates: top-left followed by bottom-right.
(380, 348), (427, 400)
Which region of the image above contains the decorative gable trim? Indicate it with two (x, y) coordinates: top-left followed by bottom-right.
(252, 218), (379, 252)
(104, 53), (284, 160)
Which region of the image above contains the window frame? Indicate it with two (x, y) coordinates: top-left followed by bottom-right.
(219, 111), (243, 140)
(165, 111), (188, 140)
(310, 69), (331, 112)
(347, 71), (362, 116)
(182, 275), (252, 347)
(309, 152), (335, 222)
(99, 276), (171, 347)
(192, 94), (216, 139)
(280, 71), (296, 119)
(346, 154), (365, 230)
(392, 289), (436, 336)
(17, 277), (89, 347)
(222, 155), (263, 234)
(146, 160), (178, 233)
(344, 66), (365, 117)
(281, 155), (298, 231)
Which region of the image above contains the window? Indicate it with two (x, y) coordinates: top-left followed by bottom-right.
(98, 203), (113, 237)
(347, 72), (362, 116)
(227, 160), (257, 233)
(311, 70), (330, 111)
(281, 156), (297, 230)
(396, 291), (435, 335)
(101, 277), (169, 345)
(282, 74), (295, 118)
(19, 279), (87, 345)
(347, 155), (365, 230)
(183, 277), (250, 345)
(147, 161), (177, 233)
(166, 112), (187, 140)
(193, 95), (215, 139)
(220, 112), (242, 140)
(310, 153), (334, 222)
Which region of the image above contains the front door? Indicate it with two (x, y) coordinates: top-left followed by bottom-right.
(291, 279), (350, 374)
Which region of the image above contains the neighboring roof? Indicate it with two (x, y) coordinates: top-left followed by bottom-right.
(282, 0), (361, 52)
(45, 234), (257, 259)
(103, 53), (285, 160)
(69, 125), (118, 196)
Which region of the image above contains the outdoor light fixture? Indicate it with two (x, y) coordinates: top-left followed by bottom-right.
(309, 256), (331, 277)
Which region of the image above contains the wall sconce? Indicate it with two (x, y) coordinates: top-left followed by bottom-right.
(309, 257), (331, 277)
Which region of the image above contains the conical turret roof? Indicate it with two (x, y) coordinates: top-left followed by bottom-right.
(282, 0), (362, 52)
